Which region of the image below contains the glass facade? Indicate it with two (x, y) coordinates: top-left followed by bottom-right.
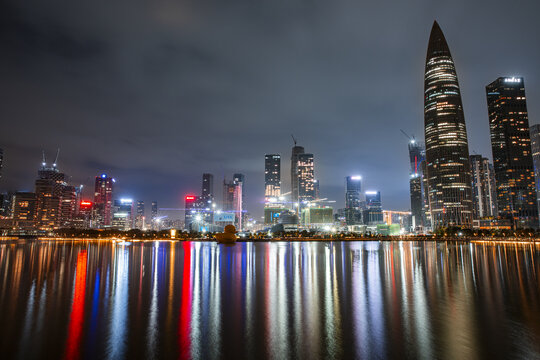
(264, 154), (281, 200)
(424, 21), (473, 229)
(487, 77), (538, 228)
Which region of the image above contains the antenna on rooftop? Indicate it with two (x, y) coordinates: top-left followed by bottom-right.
(41, 150), (46, 166)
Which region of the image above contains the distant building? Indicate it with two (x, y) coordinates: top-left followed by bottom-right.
(364, 191), (383, 225)
(35, 162), (68, 230)
(151, 201), (158, 230)
(264, 207), (283, 225)
(73, 200), (93, 229)
(59, 185), (77, 227)
(345, 176), (362, 225)
(407, 140), (426, 231)
(297, 153), (315, 204)
(202, 173), (214, 201)
(93, 174), (114, 228)
(301, 207), (333, 229)
(0, 148), (3, 180)
(469, 155), (497, 219)
(424, 21), (473, 229)
(185, 195), (212, 231)
(112, 199), (133, 230)
(264, 155), (281, 200)
(12, 192), (36, 230)
(291, 145), (305, 205)
(530, 124), (540, 216)
(135, 200), (145, 229)
(487, 77), (538, 228)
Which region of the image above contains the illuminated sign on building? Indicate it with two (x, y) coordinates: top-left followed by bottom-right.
(504, 77), (521, 83)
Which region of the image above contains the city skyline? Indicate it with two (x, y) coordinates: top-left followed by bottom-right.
(1, 1), (540, 218)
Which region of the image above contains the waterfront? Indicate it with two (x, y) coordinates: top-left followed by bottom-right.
(0, 240), (539, 359)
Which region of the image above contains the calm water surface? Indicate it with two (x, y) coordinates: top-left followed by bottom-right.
(0, 240), (539, 359)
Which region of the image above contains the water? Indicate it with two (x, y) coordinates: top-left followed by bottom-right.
(0, 240), (539, 359)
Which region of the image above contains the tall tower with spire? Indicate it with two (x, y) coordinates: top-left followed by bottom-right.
(424, 21), (473, 229)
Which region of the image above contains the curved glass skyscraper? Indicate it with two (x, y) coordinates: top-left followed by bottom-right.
(424, 21), (473, 229)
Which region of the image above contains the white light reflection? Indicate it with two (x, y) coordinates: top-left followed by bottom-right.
(146, 242), (159, 358)
(107, 245), (129, 359)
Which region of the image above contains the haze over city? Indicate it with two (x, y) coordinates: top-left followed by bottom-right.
(2, 0), (540, 217)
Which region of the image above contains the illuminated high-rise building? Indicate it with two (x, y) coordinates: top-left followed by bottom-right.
(264, 155), (281, 200)
(0, 148), (3, 180)
(202, 173), (214, 201)
(364, 191), (383, 225)
(223, 175), (244, 230)
(135, 200), (145, 229)
(408, 140), (426, 230)
(487, 77), (538, 228)
(291, 145), (305, 205)
(112, 199), (133, 230)
(424, 21), (473, 229)
(93, 174), (114, 228)
(151, 201), (158, 230)
(469, 155), (497, 219)
(529, 124), (540, 215)
(297, 153), (315, 204)
(12, 192), (36, 230)
(345, 176), (362, 225)
(35, 161), (67, 230)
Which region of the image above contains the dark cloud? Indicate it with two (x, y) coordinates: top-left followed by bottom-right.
(1, 0), (540, 220)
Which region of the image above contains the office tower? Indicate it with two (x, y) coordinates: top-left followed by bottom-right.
(223, 176), (244, 230)
(233, 174), (244, 230)
(59, 185), (77, 227)
(487, 77), (538, 228)
(12, 192), (36, 230)
(408, 140), (426, 230)
(424, 21), (473, 229)
(364, 191), (383, 225)
(202, 173), (214, 201)
(112, 199), (133, 230)
(35, 161), (67, 230)
(313, 179), (320, 200)
(345, 176), (362, 225)
(184, 195), (210, 231)
(264, 155), (281, 200)
(93, 174), (114, 228)
(469, 155), (498, 219)
(0, 192), (14, 217)
(297, 153), (315, 204)
(76, 200), (93, 228)
(151, 201), (158, 230)
(135, 200), (145, 229)
(291, 145), (305, 205)
(529, 124), (540, 216)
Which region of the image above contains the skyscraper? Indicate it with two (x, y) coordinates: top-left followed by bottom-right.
(35, 162), (67, 230)
(112, 198), (133, 230)
(135, 200), (145, 229)
(223, 176), (244, 230)
(423, 21), (473, 229)
(469, 155), (497, 219)
(202, 173), (214, 201)
(529, 124), (540, 216)
(487, 77), (538, 228)
(364, 191), (383, 225)
(12, 192), (36, 230)
(151, 201), (158, 230)
(93, 174), (114, 228)
(408, 140), (426, 230)
(297, 153), (315, 204)
(291, 145), (305, 205)
(345, 176), (362, 225)
(264, 155), (281, 200)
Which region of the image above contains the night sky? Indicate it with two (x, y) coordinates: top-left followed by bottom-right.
(1, 0), (539, 220)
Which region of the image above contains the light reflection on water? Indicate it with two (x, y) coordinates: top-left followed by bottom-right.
(0, 240), (539, 359)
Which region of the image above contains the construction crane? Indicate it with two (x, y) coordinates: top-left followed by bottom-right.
(400, 129), (417, 143)
(291, 134), (297, 146)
